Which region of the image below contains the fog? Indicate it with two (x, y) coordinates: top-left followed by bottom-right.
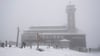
(0, 0), (100, 48)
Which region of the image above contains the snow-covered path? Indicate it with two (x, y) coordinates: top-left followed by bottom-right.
(0, 46), (100, 56)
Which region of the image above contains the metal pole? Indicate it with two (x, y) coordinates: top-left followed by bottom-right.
(16, 27), (19, 47)
(36, 33), (40, 49)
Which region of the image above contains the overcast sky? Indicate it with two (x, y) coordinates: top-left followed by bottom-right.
(0, 0), (100, 48)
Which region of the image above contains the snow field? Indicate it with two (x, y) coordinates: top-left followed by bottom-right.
(0, 46), (100, 56)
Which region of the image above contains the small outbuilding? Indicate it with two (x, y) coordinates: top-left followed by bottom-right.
(53, 39), (70, 48)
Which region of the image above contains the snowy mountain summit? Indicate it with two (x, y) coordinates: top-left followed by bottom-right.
(0, 46), (100, 56)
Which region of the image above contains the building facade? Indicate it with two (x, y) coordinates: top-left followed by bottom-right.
(21, 4), (86, 49)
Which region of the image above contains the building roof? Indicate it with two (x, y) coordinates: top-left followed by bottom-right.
(29, 26), (67, 29)
(60, 39), (70, 42)
(22, 26), (85, 35)
(24, 26), (68, 33)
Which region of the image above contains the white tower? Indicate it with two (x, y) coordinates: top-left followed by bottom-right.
(66, 2), (76, 32)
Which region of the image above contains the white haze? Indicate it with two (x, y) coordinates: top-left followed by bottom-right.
(0, 0), (100, 48)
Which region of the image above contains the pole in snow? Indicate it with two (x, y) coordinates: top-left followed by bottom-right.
(16, 26), (20, 47)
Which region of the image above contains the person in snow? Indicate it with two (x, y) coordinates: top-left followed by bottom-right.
(1, 42), (5, 48)
(21, 42), (26, 48)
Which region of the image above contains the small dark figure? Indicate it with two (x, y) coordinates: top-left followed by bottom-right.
(55, 45), (58, 49)
(21, 42), (26, 48)
(9, 45), (12, 47)
(23, 42), (26, 48)
(89, 48), (91, 52)
(5, 41), (8, 47)
(1, 43), (5, 48)
(78, 48), (82, 51)
(36, 48), (44, 52)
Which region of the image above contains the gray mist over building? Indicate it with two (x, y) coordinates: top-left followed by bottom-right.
(0, 0), (100, 48)
(21, 3), (86, 49)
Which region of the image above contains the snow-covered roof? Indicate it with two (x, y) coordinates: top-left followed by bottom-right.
(22, 26), (85, 35)
(30, 26), (67, 29)
(39, 32), (85, 35)
(60, 39), (70, 42)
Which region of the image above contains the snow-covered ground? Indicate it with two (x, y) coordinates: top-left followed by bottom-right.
(0, 46), (100, 56)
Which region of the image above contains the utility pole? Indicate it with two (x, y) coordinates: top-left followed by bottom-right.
(16, 26), (20, 47)
(36, 33), (40, 49)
